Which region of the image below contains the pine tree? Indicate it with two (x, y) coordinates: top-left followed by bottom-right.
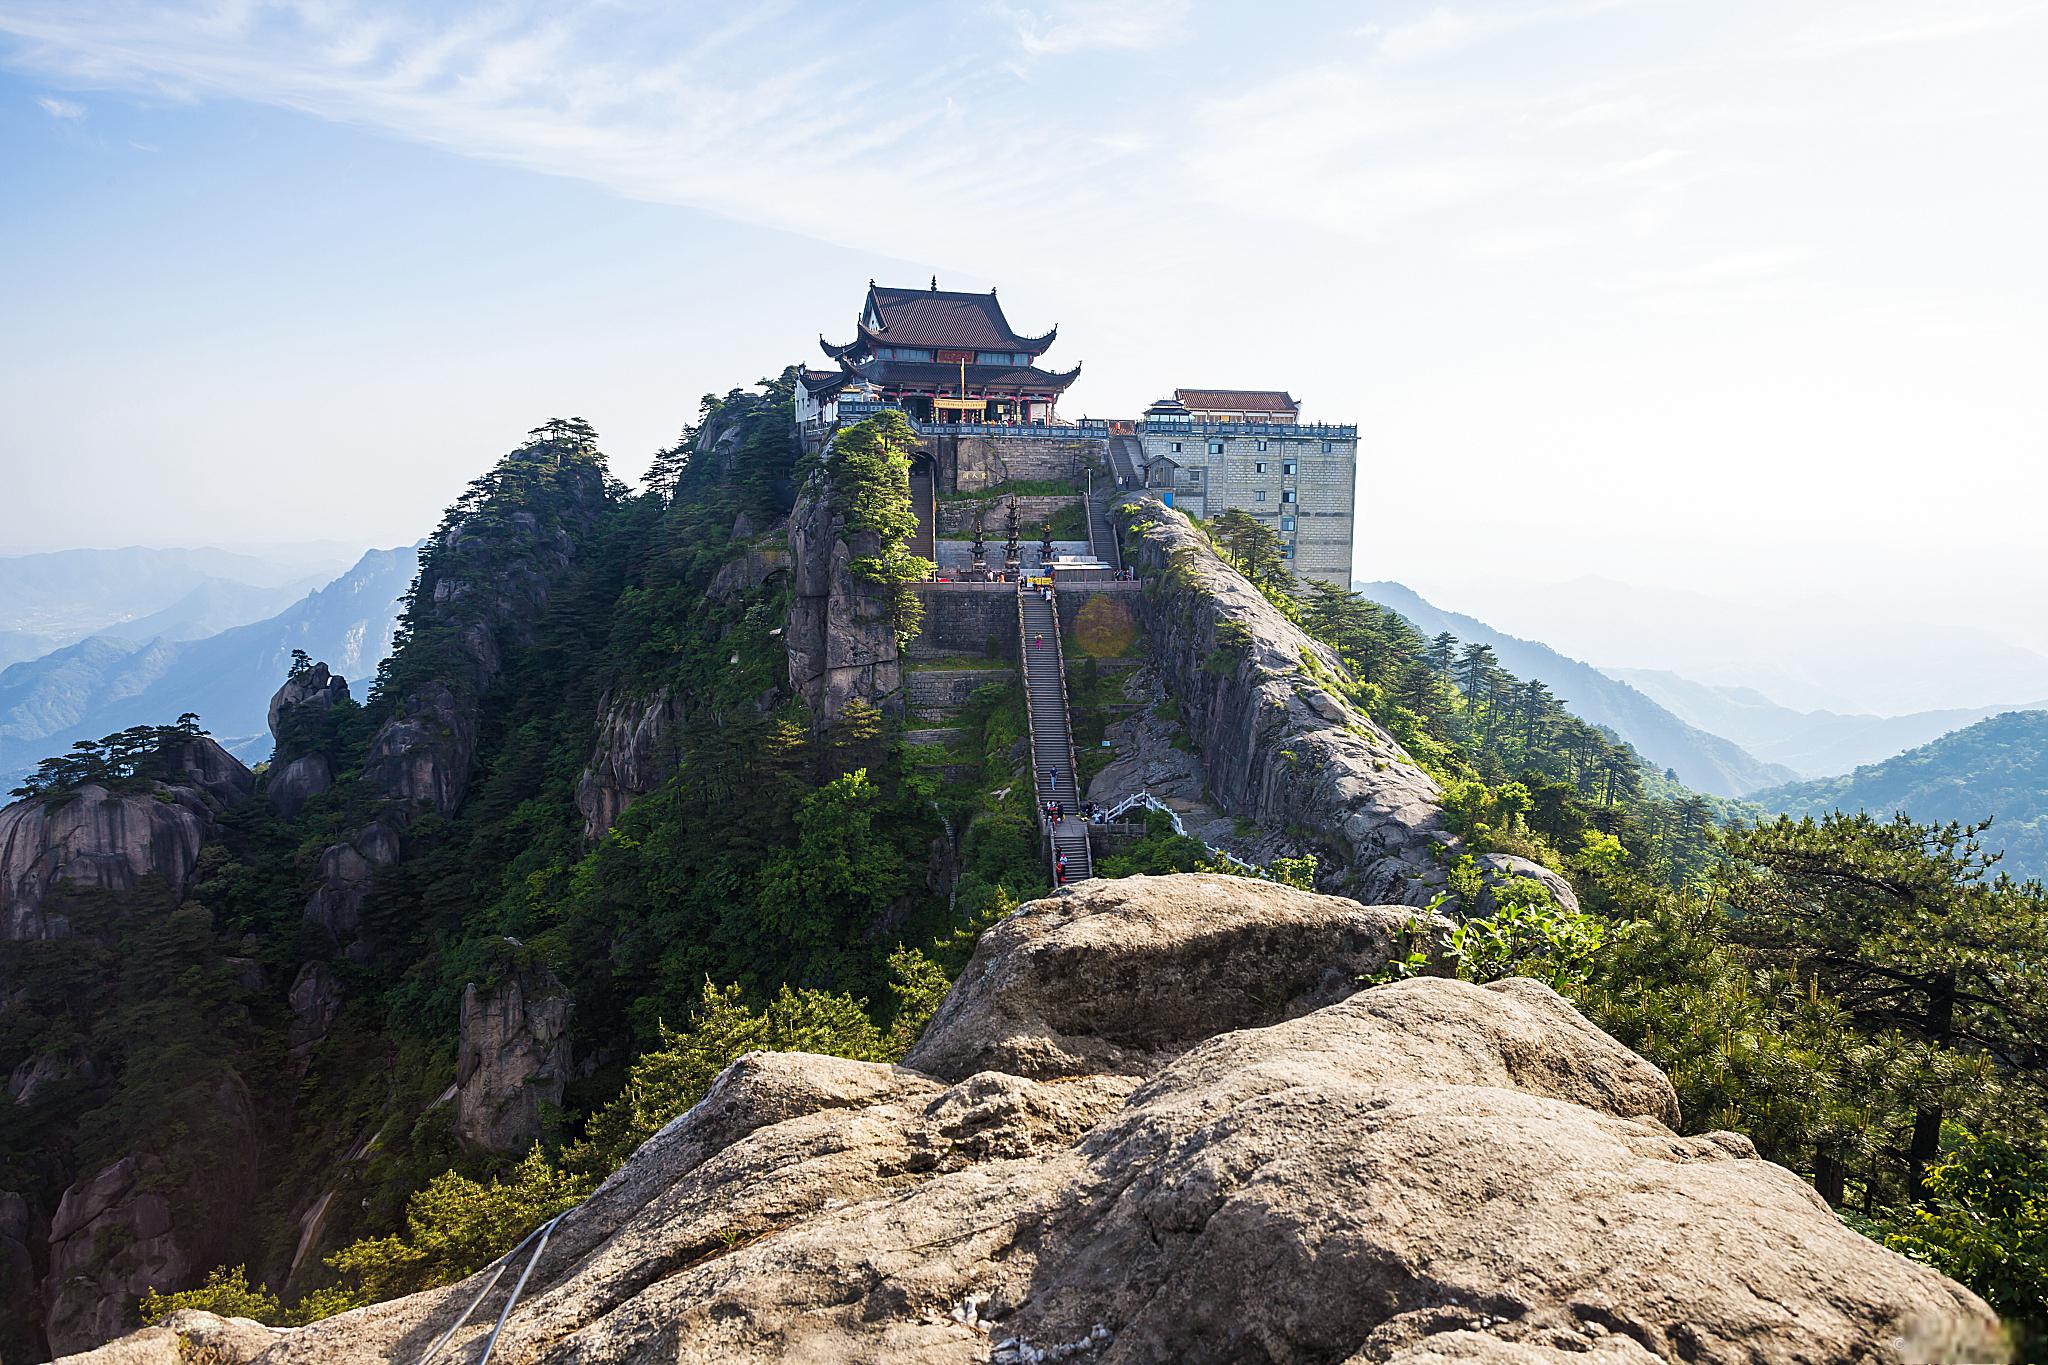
(1426, 631), (1458, 676)
(1722, 813), (2048, 1200)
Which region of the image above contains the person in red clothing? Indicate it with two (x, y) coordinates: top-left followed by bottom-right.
(1056, 850), (1068, 885)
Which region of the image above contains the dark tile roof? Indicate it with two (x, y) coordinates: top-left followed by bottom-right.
(1174, 388), (1299, 413)
(798, 368), (849, 395)
(866, 284), (1056, 354)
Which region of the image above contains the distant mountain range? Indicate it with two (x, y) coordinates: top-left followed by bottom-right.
(1611, 668), (2048, 781)
(1753, 711), (2048, 883)
(1357, 581), (1799, 798)
(0, 546), (418, 787)
(0, 544), (359, 652)
(1400, 575), (2048, 716)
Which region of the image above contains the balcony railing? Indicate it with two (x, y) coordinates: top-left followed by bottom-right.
(1138, 418), (1357, 439)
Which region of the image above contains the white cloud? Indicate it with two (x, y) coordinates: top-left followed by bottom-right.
(1373, 0), (1647, 63)
(34, 93), (83, 118)
(1775, 0), (2048, 57)
(1377, 8), (1489, 61)
(0, 1), (1140, 265)
(1006, 0), (1190, 56)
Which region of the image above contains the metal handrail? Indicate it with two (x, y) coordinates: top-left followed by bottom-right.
(1017, 587), (1054, 869)
(1044, 587), (1089, 879)
(415, 1210), (567, 1365)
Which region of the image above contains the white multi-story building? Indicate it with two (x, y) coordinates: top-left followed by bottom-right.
(1134, 391), (1357, 588)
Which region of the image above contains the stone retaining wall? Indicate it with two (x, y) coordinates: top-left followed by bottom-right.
(906, 669), (1013, 717)
(921, 433), (1107, 493)
(935, 494), (1081, 538)
(908, 583), (1146, 663)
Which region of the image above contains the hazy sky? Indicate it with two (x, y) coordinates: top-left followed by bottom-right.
(2, 0), (2045, 623)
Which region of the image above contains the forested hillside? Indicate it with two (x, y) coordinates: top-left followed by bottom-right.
(1358, 580), (1796, 797)
(1756, 710), (2048, 881)
(1615, 666), (2045, 780)
(2, 386), (2043, 1358)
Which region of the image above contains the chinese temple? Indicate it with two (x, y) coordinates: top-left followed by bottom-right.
(805, 278), (1081, 424)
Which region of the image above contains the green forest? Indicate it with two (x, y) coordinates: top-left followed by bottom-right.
(1758, 708), (2048, 884)
(0, 385), (2042, 1355)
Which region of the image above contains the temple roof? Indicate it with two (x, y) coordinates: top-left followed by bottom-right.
(1174, 388), (1300, 414)
(854, 281), (1057, 355)
(797, 367), (850, 395)
(849, 356), (1081, 395)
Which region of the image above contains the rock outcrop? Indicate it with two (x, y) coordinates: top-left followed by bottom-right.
(906, 873), (1437, 1082)
(455, 957), (573, 1154)
(1118, 497), (1575, 911)
(286, 962), (344, 1064)
(54, 1309), (281, 1364)
(0, 1191), (37, 1357)
(263, 663), (351, 819)
(574, 688), (687, 843)
(183, 875), (2003, 1364)
(785, 456), (906, 723)
(9, 1037), (94, 1104)
(0, 737), (254, 941)
(41, 1074), (259, 1355)
(301, 444), (612, 952)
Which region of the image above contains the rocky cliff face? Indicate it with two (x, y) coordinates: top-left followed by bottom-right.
(41, 1074), (258, 1355)
(302, 446), (612, 954)
(126, 874), (2005, 1365)
(455, 957), (573, 1154)
(1118, 497), (1574, 910)
(785, 464), (905, 724)
(0, 737), (253, 941)
(263, 663), (350, 819)
(574, 688), (687, 843)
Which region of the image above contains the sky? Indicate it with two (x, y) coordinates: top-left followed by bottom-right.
(1, 0), (2045, 664)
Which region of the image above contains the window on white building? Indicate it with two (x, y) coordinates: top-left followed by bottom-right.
(1281, 516), (1296, 531)
(1171, 441), (1183, 453)
(1254, 490), (1266, 502)
(1321, 440), (1333, 453)
(1254, 461), (1266, 474)
(1281, 488), (1297, 504)
(1281, 543), (1295, 559)
(1209, 440), (1226, 454)
(1283, 459), (1297, 476)
(1256, 439), (1269, 452)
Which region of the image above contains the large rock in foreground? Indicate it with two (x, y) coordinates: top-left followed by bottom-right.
(907, 873), (1437, 1082)
(182, 875), (2001, 1365)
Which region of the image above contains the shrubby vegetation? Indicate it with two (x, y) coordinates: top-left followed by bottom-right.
(823, 410), (935, 643)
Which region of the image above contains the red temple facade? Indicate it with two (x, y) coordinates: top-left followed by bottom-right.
(801, 279), (1081, 425)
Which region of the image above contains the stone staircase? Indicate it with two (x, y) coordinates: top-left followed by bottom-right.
(1018, 586), (1092, 883)
(1085, 467), (1123, 574)
(1109, 433), (1144, 488)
